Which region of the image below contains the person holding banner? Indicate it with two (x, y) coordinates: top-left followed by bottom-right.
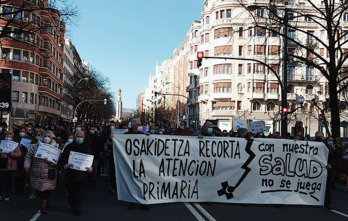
(59, 130), (93, 216)
(194, 121), (215, 138)
(24, 130), (59, 214)
(173, 121), (192, 136)
(0, 131), (21, 202)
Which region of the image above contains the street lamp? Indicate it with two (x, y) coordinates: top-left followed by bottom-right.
(72, 77), (89, 122)
(274, 112), (279, 133)
(308, 109), (312, 137)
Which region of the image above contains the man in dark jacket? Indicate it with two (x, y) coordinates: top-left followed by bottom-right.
(87, 125), (102, 186)
(59, 130), (93, 216)
(173, 121), (192, 136)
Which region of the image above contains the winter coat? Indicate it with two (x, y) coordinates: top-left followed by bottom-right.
(24, 143), (58, 191)
(0, 144), (21, 171)
(59, 140), (92, 183)
(88, 133), (103, 159)
(173, 128), (193, 136)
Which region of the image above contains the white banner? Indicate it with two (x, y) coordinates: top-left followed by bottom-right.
(68, 151), (94, 171)
(113, 135), (328, 205)
(35, 143), (61, 164)
(233, 117), (247, 131)
(0, 140), (18, 153)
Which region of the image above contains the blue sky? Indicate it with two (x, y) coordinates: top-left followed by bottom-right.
(68, 0), (203, 109)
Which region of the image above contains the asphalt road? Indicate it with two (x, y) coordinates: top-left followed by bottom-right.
(1, 174), (348, 221)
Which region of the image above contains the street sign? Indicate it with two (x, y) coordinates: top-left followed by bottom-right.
(0, 73), (12, 111)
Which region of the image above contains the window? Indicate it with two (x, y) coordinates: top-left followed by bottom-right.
(253, 102), (261, 111)
(256, 27), (265, 36)
(30, 73), (35, 83)
(213, 82), (232, 93)
(226, 9), (231, 18)
(13, 91), (19, 102)
(306, 67), (313, 80)
(23, 51), (28, 62)
(270, 83), (278, 93)
(306, 85), (313, 94)
(22, 71), (28, 82)
(3, 6), (12, 18)
(239, 27), (243, 38)
(214, 27), (233, 38)
(2, 48), (10, 60)
(256, 9), (264, 17)
(13, 70), (20, 81)
(247, 63), (252, 73)
(269, 45), (280, 55)
(238, 64), (243, 75)
(267, 102), (275, 111)
(206, 16), (210, 24)
(248, 27), (252, 37)
(13, 49), (21, 61)
(254, 45), (266, 55)
(255, 64), (264, 73)
(220, 10), (225, 19)
(22, 92), (28, 103)
(288, 29), (295, 40)
(307, 31), (314, 43)
(239, 46), (243, 56)
(344, 13), (348, 21)
(287, 67), (294, 80)
(255, 82), (264, 93)
(30, 93), (34, 104)
(305, 16), (311, 22)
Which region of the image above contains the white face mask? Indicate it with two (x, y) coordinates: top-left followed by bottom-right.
(76, 127), (81, 131)
(68, 138), (73, 143)
(43, 137), (50, 144)
(137, 126), (143, 132)
(20, 132), (26, 137)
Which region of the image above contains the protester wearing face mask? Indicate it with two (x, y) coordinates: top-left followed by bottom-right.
(14, 127), (32, 195)
(59, 130), (93, 216)
(124, 118), (149, 210)
(24, 131), (58, 214)
(0, 131), (21, 202)
(173, 121), (193, 136)
(62, 134), (74, 153)
(87, 126), (102, 187)
(195, 121), (215, 138)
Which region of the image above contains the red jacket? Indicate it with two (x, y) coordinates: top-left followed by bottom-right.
(173, 128), (193, 136)
(0, 146), (22, 171)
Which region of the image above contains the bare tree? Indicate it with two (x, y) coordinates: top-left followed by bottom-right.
(236, 0), (348, 138)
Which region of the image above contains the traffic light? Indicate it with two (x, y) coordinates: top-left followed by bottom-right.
(197, 51), (204, 68)
(282, 107), (289, 114)
(154, 92), (157, 99)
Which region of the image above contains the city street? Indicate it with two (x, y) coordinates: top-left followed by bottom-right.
(1, 175), (348, 221)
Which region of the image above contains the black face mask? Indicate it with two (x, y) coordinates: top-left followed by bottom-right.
(315, 137), (322, 142)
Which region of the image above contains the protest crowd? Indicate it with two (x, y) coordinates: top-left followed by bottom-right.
(0, 119), (347, 215)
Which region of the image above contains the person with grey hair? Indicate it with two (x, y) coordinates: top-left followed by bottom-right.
(59, 130), (93, 216)
(194, 121), (215, 138)
(24, 130), (59, 214)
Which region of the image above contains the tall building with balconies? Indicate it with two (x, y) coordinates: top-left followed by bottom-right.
(0, 0), (65, 126)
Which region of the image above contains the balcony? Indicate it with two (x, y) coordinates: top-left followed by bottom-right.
(198, 94), (209, 102)
(266, 93), (279, 100)
(253, 93), (265, 99)
(212, 92), (232, 100)
(38, 105), (60, 115)
(211, 109), (235, 117)
(212, 74), (232, 81)
(267, 74), (279, 81)
(305, 94), (317, 101)
(254, 73), (266, 81)
(287, 93), (297, 101)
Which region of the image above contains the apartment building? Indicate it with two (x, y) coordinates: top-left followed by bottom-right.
(142, 0), (348, 136)
(0, 0), (65, 126)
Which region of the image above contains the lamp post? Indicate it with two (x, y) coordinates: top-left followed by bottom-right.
(72, 77), (89, 123)
(274, 112), (279, 134)
(308, 109), (312, 137)
(281, 8), (289, 138)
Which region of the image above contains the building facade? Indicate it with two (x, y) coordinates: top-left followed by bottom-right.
(0, 0), (65, 126)
(141, 0), (348, 137)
